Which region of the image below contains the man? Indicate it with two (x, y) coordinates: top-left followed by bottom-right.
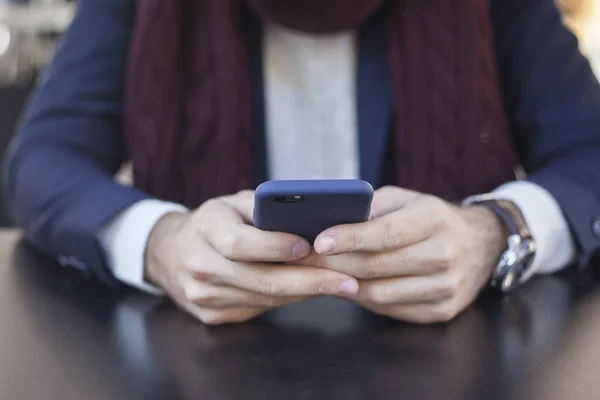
(4, 0), (600, 324)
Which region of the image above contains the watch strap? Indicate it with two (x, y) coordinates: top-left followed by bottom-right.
(477, 199), (532, 240)
(463, 194), (537, 292)
(462, 194), (532, 240)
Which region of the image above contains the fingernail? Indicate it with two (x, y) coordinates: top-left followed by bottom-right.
(292, 241), (310, 258)
(337, 279), (359, 296)
(315, 236), (336, 254)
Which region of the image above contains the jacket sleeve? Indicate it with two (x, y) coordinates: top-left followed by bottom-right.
(3, 0), (151, 285)
(491, 0), (600, 263)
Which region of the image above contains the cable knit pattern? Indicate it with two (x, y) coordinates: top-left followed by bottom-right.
(125, 0), (518, 208)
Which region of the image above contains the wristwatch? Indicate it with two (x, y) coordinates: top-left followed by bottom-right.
(462, 194), (536, 293)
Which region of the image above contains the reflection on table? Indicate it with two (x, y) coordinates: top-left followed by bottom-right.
(2, 231), (600, 400)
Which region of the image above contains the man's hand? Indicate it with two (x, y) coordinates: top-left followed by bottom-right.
(145, 190), (359, 325)
(302, 187), (507, 324)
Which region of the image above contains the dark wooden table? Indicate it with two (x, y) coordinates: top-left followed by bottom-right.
(2, 230), (600, 400)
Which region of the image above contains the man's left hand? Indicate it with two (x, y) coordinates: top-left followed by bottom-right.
(301, 186), (508, 323)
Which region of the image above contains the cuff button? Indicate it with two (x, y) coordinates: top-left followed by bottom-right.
(592, 217), (600, 239)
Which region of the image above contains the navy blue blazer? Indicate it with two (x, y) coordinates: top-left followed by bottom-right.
(4, 0), (600, 286)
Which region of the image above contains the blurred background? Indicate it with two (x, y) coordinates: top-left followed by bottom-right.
(0, 0), (598, 227)
(0, 0), (75, 226)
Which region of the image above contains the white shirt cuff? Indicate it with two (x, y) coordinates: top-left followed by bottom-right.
(98, 199), (189, 295)
(493, 181), (576, 283)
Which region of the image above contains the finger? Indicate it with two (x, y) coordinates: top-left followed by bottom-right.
(361, 301), (461, 324)
(184, 280), (308, 309)
(209, 222), (311, 262)
(200, 200), (310, 262)
(302, 238), (453, 279)
(219, 260), (360, 298)
(169, 271), (269, 326)
(222, 190), (255, 223)
(180, 302), (267, 326)
(356, 274), (457, 305)
(314, 197), (439, 255)
(369, 186), (420, 218)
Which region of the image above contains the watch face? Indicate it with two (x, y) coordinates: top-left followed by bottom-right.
(495, 240), (536, 293)
(500, 262), (526, 292)
(492, 251), (517, 284)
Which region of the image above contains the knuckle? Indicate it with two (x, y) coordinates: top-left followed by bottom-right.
(199, 198), (219, 213)
(181, 254), (198, 273)
(182, 257), (217, 282)
(257, 273), (283, 296)
(378, 186), (398, 197)
(237, 189), (254, 198)
(266, 237), (293, 260)
(364, 254), (389, 279)
(417, 194), (434, 208)
(369, 285), (394, 305)
(199, 310), (228, 326)
(423, 194), (444, 209)
(312, 278), (334, 295)
(192, 270), (219, 283)
(262, 296), (282, 309)
(342, 229), (362, 251)
(431, 301), (458, 323)
(182, 283), (196, 302)
(214, 231), (242, 259)
(433, 213), (449, 231)
(422, 196), (450, 227)
(435, 243), (458, 271)
(192, 288), (220, 307)
(438, 274), (461, 299)
(380, 218), (401, 249)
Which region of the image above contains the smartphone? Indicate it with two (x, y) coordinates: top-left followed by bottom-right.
(254, 179), (374, 243)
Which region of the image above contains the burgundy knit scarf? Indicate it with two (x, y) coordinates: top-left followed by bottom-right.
(125, 0), (518, 209)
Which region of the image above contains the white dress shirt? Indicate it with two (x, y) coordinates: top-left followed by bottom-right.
(98, 25), (576, 294)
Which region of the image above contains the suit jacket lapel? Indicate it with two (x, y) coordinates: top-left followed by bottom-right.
(246, 6), (268, 187)
(356, 11), (392, 187)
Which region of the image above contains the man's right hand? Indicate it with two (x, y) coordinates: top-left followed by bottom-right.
(144, 190), (360, 325)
